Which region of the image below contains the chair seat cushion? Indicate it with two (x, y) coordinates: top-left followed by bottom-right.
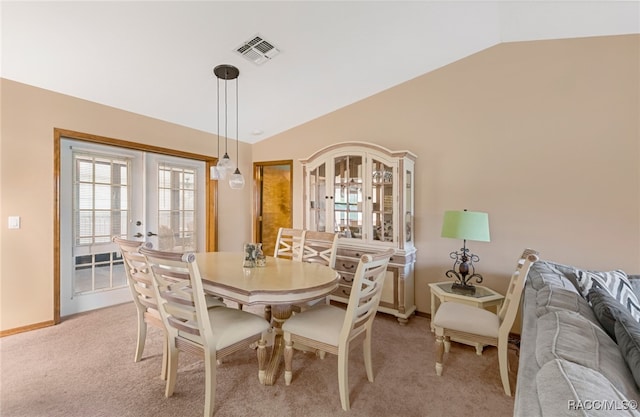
(181, 307), (270, 350)
(432, 302), (499, 338)
(282, 304), (345, 346)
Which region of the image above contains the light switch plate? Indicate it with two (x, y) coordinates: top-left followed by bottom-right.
(8, 216), (20, 229)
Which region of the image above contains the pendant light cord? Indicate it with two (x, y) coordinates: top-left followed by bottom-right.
(236, 77), (239, 168)
(224, 71), (228, 154)
(216, 77), (220, 158)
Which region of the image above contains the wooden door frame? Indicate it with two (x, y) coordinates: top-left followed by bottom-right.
(53, 128), (218, 325)
(252, 160), (293, 244)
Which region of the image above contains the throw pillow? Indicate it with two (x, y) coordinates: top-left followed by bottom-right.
(576, 268), (640, 321)
(615, 313), (640, 389)
(589, 287), (633, 341)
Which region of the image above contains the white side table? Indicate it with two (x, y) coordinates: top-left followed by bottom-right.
(429, 281), (505, 355)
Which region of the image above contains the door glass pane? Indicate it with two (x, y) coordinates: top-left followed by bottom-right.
(157, 163), (197, 252)
(72, 152), (130, 295)
(372, 159), (394, 242)
(334, 155), (363, 239)
(309, 163), (326, 232)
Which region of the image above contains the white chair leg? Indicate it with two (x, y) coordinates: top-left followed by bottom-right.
(161, 332), (168, 380)
(498, 339), (511, 396)
(284, 333), (293, 386)
(363, 329), (374, 382)
(257, 337), (267, 385)
(204, 351), (217, 417)
(165, 341), (179, 398)
(134, 312), (146, 362)
(435, 328), (444, 376)
(338, 344), (350, 411)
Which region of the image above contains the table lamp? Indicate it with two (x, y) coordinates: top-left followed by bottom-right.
(441, 209), (490, 294)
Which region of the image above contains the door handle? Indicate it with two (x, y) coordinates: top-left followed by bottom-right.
(133, 233), (143, 238)
(147, 231), (158, 237)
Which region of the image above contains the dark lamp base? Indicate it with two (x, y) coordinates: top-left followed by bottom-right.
(451, 283), (476, 295)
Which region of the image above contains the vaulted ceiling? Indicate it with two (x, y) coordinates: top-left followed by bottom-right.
(2, 1), (638, 143)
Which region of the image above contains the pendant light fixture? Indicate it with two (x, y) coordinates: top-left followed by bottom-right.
(213, 64), (239, 183)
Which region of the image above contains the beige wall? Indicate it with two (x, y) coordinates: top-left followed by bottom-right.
(1, 34), (639, 334)
(0, 80), (253, 332)
(253, 35), (640, 318)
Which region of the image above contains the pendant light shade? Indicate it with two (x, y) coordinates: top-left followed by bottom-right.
(213, 64), (242, 187)
(229, 168), (245, 189)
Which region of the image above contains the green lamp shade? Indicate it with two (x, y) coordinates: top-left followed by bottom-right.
(441, 210), (490, 242)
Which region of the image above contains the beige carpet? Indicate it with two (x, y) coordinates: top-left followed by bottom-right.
(0, 302), (516, 417)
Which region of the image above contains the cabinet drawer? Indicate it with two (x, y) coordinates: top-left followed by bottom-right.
(331, 284), (352, 300)
(335, 258), (359, 275)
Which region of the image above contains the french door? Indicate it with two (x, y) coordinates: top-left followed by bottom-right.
(59, 139), (205, 316)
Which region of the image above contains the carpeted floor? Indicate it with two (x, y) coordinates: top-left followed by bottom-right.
(0, 302), (516, 417)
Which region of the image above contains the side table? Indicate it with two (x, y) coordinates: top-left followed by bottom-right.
(429, 281), (505, 354)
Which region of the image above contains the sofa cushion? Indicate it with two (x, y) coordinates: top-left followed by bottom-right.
(536, 310), (639, 399)
(575, 269), (640, 321)
(536, 359), (640, 417)
(590, 287), (634, 341)
(616, 314), (640, 389)
(528, 260), (581, 292)
(536, 286), (598, 325)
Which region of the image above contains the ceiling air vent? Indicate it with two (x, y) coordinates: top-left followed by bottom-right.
(235, 35), (280, 65)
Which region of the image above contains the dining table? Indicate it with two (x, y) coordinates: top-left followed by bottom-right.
(195, 251), (339, 385)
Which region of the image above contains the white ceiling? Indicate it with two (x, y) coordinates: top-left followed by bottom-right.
(2, 1), (638, 144)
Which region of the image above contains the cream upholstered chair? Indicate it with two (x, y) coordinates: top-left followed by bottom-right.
(433, 248), (539, 396)
(296, 230), (339, 309)
(266, 227), (307, 319)
(114, 237), (226, 380)
(273, 227), (305, 261)
(113, 236), (168, 379)
(282, 248), (394, 411)
(139, 247), (270, 417)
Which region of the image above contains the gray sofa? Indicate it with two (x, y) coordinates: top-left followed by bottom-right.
(514, 259), (640, 416)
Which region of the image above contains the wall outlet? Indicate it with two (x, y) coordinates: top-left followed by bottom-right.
(8, 216), (21, 229)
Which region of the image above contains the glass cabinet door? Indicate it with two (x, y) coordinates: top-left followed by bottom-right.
(371, 158), (394, 243)
(309, 163), (326, 232)
(333, 155), (363, 239)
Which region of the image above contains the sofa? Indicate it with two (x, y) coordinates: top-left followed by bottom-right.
(514, 258), (640, 416)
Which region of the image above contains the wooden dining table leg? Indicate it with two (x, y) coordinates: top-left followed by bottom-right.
(262, 304), (293, 385)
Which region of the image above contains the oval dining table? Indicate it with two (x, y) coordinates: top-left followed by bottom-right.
(195, 251), (339, 385)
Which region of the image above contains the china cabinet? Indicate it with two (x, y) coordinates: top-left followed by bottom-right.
(300, 142), (417, 324)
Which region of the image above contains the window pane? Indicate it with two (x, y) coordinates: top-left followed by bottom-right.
(95, 211), (111, 236)
(78, 160), (93, 182)
(94, 161), (111, 184)
(78, 184), (93, 209)
(95, 184), (111, 210)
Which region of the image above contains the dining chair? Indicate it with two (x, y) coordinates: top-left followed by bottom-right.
(113, 236), (168, 379)
(432, 248), (539, 396)
(263, 227), (307, 320)
(114, 237), (227, 378)
(273, 227), (305, 261)
(296, 230), (340, 310)
(282, 248), (394, 411)
(139, 247), (271, 417)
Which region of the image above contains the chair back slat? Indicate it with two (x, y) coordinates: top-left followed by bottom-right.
(497, 249), (540, 328)
(340, 249), (394, 343)
(273, 228), (305, 261)
(300, 231), (339, 268)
